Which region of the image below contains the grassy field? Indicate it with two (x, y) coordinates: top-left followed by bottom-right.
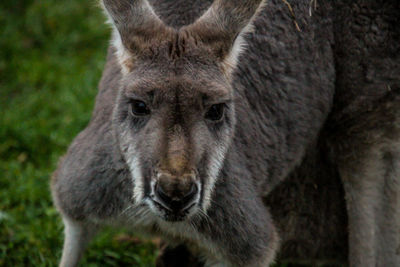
(0, 0), (156, 266)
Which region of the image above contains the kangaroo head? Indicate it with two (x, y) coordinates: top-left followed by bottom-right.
(103, 0), (265, 221)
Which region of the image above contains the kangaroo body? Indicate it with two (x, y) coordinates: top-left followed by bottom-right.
(52, 0), (400, 266)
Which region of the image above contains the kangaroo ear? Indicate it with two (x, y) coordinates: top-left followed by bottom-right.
(184, 0), (266, 73)
(102, 0), (171, 73)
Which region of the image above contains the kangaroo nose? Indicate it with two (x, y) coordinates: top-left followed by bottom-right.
(155, 178), (198, 212)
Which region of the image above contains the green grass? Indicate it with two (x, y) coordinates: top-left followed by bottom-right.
(0, 0), (156, 266)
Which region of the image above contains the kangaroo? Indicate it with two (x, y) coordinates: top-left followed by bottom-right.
(51, 0), (400, 266)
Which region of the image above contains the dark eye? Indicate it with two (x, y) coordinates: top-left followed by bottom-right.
(205, 103), (225, 121)
(130, 100), (150, 116)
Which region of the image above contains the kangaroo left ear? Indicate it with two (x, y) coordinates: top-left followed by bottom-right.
(101, 0), (173, 73)
(183, 0), (266, 74)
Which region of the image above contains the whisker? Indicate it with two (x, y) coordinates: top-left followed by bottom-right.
(120, 204), (135, 216)
(197, 209), (212, 233)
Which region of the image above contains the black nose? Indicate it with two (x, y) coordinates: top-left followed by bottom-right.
(155, 181), (198, 212)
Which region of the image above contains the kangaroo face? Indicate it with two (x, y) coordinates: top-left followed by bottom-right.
(113, 51), (235, 221)
(103, 0), (263, 221)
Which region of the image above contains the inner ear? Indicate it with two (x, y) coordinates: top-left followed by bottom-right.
(112, 30), (135, 74)
(221, 30), (251, 74)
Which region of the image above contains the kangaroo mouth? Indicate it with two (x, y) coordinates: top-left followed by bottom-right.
(152, 199), (198, 222)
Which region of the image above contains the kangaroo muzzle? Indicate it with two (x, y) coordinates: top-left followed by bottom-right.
(154, 171), (198, 213)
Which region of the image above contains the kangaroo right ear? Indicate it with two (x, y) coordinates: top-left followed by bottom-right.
(184, 0), (266, 74)
(101, 0), (171, 73)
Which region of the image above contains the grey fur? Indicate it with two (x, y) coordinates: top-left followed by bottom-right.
(51, 0), (400, 266)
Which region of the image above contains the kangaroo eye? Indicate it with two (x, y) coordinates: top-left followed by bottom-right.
(130, 100), (150, 116)
(205, 103), (225, 121)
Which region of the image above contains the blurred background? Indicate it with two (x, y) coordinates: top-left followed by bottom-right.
(0, 0), (157, 266)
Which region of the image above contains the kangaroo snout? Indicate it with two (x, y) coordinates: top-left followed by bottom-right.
(152, 171), (199, 219)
